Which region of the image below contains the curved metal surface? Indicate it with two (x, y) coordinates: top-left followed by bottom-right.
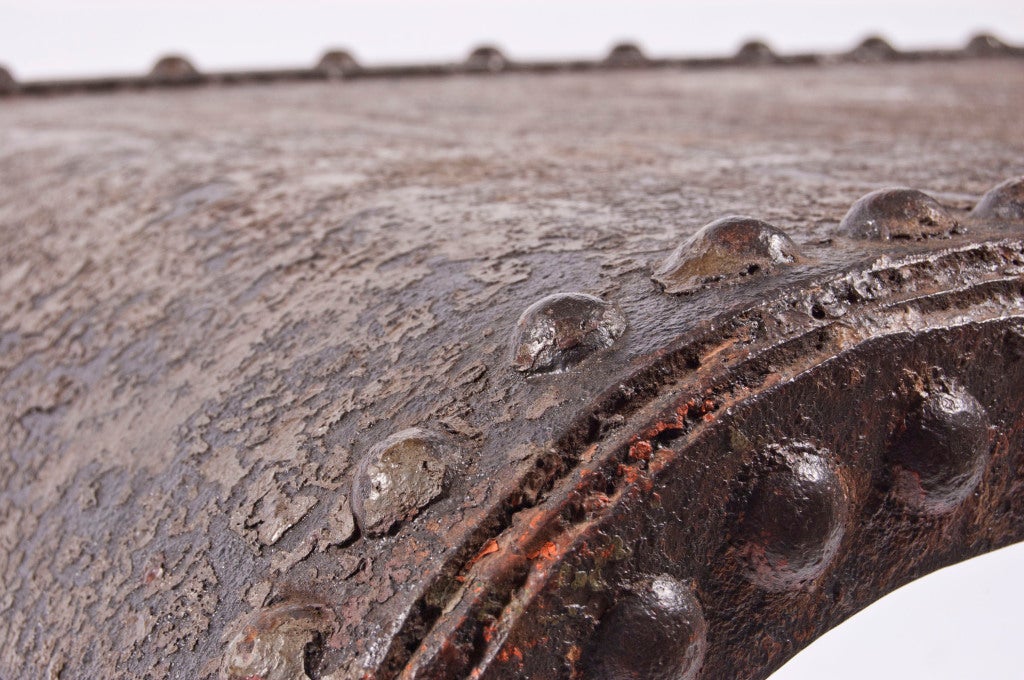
(0, 55), (1022, 680)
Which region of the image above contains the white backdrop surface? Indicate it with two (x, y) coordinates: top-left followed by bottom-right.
(0, 1), (1022, 78)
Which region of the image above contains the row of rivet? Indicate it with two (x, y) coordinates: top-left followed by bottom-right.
(586, 372), (994, 677)
(2, 32), (1021, 93)
(736, 375), (993, 590)
(510, 176), (1023, 376)
(225, 375), (996, 678)
(515, 180), (1020, 677)
(221, 177), (1019, 678)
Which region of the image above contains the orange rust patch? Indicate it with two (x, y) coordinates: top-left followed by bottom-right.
(579, 443), (599, 462)
(628, 440), (653, 461)
(641, 417), (683, 439)
(528, 541), (559, 561)
(617, 464), (641, 485)
(472, 538), (500, 563)
(457, 539), (500, 581)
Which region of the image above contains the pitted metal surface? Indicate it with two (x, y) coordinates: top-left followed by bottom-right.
(0, 56), (1023, 679)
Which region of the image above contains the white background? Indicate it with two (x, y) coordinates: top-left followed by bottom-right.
(0, 0), (1022, 78)
(2, 2), (1023, 679)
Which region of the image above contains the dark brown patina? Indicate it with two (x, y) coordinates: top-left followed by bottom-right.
(0, 42), (1023, 680)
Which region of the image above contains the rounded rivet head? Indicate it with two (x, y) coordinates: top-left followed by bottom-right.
(735, 40), (777, 64)
(0, 65), (15, 93)
(965, 33), (1010, 57)
(604, 42), (648, 67)
(149, 54), (200, 83)
(971, 176), (1024, 222)
(735, 443), (847, 591)
(889, 382), (990, 514)
(316, 49), (360, 78)
(465, 45), (508, 72)
(848, 35), (899, 62)
(351, 428), (450, 537)
(221, 601), (336, 680)
(586, 575), (707, 680)
(511, 293), (627, 374)
(839, 188), (959, 240)
(653, 216), (802, 295)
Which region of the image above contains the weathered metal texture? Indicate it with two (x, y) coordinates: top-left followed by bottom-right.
(0, 53), (1022, 680)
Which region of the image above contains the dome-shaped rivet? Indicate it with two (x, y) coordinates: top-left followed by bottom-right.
(965, 33), (1010, 57)
(735, 40), (777, 64)
(149, 54), (201, 83)
(604, 42), (648, 67)
(735, 443), (848, 591)
(585, 575), (707, 680)
(465, 45), (509, 72)
(316, 49), (360, 78)
(889, 382), (991, 514)
(511, 293), (627, 374)
(839, 188), (959, 240)
(221, 600), (337, 680)
(351, 428), (450, 537)
(0, 65), (15, 93)
(848, 35), (899, 62)
(971, 176), (1024, 222)
(653, 216), (802, 295)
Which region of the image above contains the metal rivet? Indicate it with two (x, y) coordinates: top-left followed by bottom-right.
(221, 600), (336, 680)
(0, 65), (15, 93)
(848, 35), (899, 62)
(586, 575), (707, 680)
(316, 49), (360, 78)
(735, 443), (847, 591)
(465, 45), (509, 72)
(965, 33), (1010, 57)
(604, 42), (648, 67)
(149, 55), (200, 83)
(351, 428), (450, 537)
(971, 176), (1024, 222)
(889, 381), (990, 514)
(735, 40), (777, 64)
(652, 216), (802, 295)
(511, 293), (627, 374)
(839, 188), (959, 240)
